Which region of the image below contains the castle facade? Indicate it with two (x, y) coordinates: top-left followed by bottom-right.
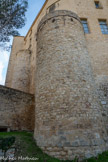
(0, 0), (108, 160)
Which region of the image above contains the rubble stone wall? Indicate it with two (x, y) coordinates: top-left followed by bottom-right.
(0, 85), (35, 131)
(11, 50), (31, 93)
(96, 76), (108, 134)
(34, 10), (108, 160)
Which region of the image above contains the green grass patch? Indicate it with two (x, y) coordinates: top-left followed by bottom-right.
(0, 132), (108, 162)
(0, 132), (62, 162)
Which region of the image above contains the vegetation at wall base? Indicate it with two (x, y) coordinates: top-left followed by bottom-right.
(0, 132), (108, 162)
(0, 136), (15, 158)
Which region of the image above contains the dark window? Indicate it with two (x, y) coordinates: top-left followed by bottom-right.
(94, 1), (103, 9)
(49, 3), (56, 13)
(81, 20), (90, 34)
(95, 1), (100, 8)
(99, 20), (108, 34)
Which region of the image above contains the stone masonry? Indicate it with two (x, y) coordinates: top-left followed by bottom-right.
(34, 10), (108, 160)
(0, 85), (35, 131)
(1, 0), (108, 160)
(11, 49), (31, 93)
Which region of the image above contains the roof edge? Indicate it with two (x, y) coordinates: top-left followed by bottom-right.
(14, 36), (24, 38)
(24, 0), (48, 40)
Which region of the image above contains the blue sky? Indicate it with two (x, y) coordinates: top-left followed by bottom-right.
(0, 0), (45, 85)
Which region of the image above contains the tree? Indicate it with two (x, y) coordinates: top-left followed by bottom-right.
(0, 0), (28, 48)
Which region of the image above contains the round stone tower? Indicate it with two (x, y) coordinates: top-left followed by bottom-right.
(34, 10), (107, 160)
(11, 49), (31, 93)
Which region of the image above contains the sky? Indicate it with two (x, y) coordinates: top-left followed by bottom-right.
(0, 0), (45, 85)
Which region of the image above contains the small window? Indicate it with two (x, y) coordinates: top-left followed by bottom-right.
(99, 20), (108, 34)
(95, 1), (100, 8)
(94, 1), (103, 9)
(81, 19), (90, 34)
(49, 3), (56, 13)
(47, 0), (60, 13)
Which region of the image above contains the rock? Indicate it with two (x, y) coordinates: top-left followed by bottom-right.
(0, 149), (4, 156)
(6, 148), (15, 158)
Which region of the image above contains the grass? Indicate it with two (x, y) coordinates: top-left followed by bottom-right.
(0, 132), (63, 162)
(83, 151), (108, 162)
(0, 132), (108, 162)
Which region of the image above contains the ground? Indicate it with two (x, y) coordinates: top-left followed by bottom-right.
(0, 132), (108, 162)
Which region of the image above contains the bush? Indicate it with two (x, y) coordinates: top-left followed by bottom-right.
(0, 136), (15, 152)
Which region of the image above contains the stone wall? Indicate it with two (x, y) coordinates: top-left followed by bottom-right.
(11, 49), (31, 93)
(96, 76), (108, 134)
(5, 0), (108, 95)
(0, 85), (35, 131)
(4, 0), (108, 160)
(5, 37), (24, 88)
(34, 10), (108, 160)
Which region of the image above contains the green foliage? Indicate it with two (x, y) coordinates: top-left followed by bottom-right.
(0, 0), (28, 43)
(0, 136), (15, 152)
(83, 151), (108, 162)
(0, 137), (4, 147)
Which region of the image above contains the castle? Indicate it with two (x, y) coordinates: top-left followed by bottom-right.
(0, 0), (108, 160)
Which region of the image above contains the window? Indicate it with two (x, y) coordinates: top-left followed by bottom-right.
(95, 1), (100, 8)
(99, 20), (108, 34)
(81, 19), (90, 34)
(94, 1), (103, 9)
(49, 3), (56, 13)
(47, 0), (60, 13)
